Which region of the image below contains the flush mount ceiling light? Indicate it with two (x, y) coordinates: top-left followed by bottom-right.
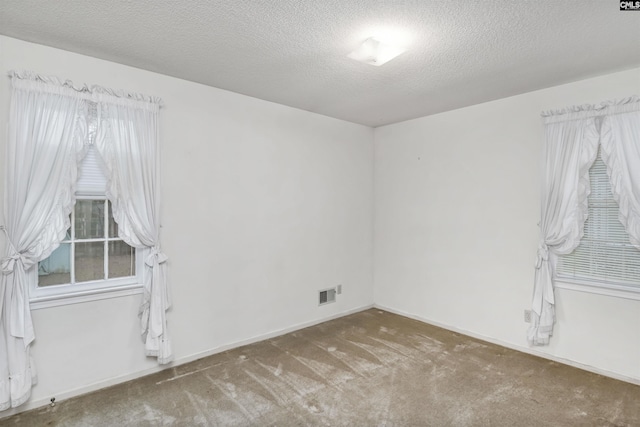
(348, 37), (406, 66)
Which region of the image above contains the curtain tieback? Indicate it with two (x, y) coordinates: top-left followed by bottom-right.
(1, 251), (36, 274)
(535, 243), (549, 269)
(0, 250), (35, 342)
(145, 247), (168, 267)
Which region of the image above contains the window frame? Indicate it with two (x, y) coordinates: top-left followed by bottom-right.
(554, 277), (640, 301)
(30, 195), (145, 309)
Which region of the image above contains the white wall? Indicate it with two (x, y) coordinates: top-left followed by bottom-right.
(374, 67), (640, 382)
(1, 32), (638, 417)
(0, 36), (374, 415)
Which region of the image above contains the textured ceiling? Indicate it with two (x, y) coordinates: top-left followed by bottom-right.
(1, 0), (639, 127)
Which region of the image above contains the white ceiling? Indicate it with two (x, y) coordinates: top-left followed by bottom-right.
(1, 0), (639, 127)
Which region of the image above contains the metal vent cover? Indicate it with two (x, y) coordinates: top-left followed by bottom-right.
(319, 288), (336, 306)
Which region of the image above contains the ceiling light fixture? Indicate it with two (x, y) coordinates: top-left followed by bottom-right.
(348, 37), (406, 66)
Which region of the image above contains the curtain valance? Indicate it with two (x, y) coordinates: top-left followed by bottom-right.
(541, 95), (640, 124)
(9, 70), (163, 111)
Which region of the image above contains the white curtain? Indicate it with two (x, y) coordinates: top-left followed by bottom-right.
(0, 72), (170, 410)
(0, 75), (86, 410)
(600, 100), (640, 248)
(529, 97), (640, 345)
(95, 97), (172, 363)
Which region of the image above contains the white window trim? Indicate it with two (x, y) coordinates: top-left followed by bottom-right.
(30, 284), (144, 310)
(30, 195), (147, 309)
(554, 277), (640, 301)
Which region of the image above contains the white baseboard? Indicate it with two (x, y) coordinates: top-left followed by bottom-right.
(0, 304), (375, 420)
(8, 302), (633, 420)
(374, 304), (640, 386)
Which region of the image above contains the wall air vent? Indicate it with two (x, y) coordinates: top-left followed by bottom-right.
(319, 288), (336, 306)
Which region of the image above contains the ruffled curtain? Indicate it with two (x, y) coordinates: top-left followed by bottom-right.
(529, 96), (640, 345)
(600, 102), (640, 248)
(1, 71), (170, 410)
(94, 98), (171, 363)
(0, 75), (87, 410)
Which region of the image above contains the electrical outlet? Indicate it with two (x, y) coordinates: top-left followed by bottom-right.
(337, 284), (342, 295)
(524, 309), (532, 323)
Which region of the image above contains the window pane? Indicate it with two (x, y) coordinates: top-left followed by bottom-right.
(108, 201), (118, 238)
(75, 242), (105, 282)
(62, 214), (72, 241)
(109, 240), (135, 278)
(75, 199), (105, 239)
(38, 243), (71, 286)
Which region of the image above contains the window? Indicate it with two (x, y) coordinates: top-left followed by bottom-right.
(32, 146), (144, 307)
(556, 148), (640, 297)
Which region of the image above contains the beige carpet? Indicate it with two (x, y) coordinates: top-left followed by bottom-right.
(2, 309), (639, 426)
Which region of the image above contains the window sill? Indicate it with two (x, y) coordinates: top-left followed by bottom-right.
(555, 277), (640, 301)
(30, 284), (143, 310)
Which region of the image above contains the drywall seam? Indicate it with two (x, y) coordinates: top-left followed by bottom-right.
(374, 304), (640, 386)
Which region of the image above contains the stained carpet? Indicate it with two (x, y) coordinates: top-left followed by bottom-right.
(2, 309), (639, 426)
